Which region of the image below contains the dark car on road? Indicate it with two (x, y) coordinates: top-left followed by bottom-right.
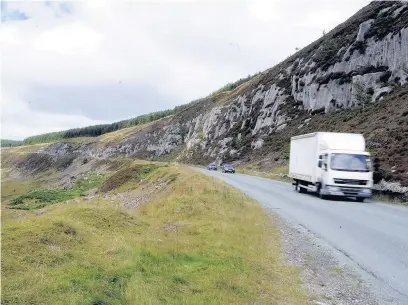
(222, 164), (235, 173)
(207, 163), (217, 170)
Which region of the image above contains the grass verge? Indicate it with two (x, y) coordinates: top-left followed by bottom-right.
(2, 166), (308, 305)
(372, 193), (408, 206)
(9, 174), (106, 210)
(237, 165), (292, 183)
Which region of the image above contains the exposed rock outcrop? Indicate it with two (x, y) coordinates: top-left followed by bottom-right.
(21, 1), (408, 189)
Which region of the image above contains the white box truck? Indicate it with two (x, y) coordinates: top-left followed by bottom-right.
(289, 132), (373, 201)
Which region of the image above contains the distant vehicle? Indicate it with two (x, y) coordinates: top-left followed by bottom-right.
(222, 164), (235, 173)
(289, 132), (373, 202)
(207, 163), (217, 170)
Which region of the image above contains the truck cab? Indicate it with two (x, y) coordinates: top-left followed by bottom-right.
(289, 132), (374, 202)
(317, 150), (373, 200)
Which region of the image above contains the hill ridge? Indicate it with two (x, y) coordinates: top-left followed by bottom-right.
(3, 1), (408, 189)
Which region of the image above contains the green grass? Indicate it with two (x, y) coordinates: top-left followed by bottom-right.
(238, 165), (292, 183)
(372, 194), (408, 206)
(153, 146), (185, 163)
(100, 164), (161, 192)
(2, 166), (308, 305)
(1, 179), (42, 201)
(9, 174), (106, 210)
(10, 189), (85, 209)
(329, 266), (343, 274)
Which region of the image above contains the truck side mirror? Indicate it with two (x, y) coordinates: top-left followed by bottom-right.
(318, 160), (322, 168)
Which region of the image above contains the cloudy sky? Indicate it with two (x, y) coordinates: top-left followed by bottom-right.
(1, 0), (370, 140)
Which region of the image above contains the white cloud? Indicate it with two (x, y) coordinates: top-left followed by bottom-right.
(1, 83), (106, 139)
(0, 25), (19, 44)
(33, 22), (103, 55)
(1, 0), (371, 140)
(249, 0), (282, 22)
(294, 0), (369, 31)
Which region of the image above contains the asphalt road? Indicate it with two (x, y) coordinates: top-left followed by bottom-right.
(195, 168), (408, 304)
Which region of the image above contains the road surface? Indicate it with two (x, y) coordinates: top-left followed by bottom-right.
(195, 168), (408, 304)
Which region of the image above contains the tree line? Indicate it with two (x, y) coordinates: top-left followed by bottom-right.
(211, 72), (260, 96)
(1, 139), (24, 147)
(7, 73), (259, 146)
(23, 109), (172, 145)
(22, 99), (204, 145)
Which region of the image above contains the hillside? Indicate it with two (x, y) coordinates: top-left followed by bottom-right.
(2, 2), (408, 303)
(3, 1), (408, 191)
(1, 152), (309, 304)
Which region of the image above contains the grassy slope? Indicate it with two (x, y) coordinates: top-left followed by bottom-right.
(1, 143), (48, 155)
(8, 174), (106, 210)
(1, 165), (308, 305)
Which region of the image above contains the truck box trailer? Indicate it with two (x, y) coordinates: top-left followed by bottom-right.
(289, 132), (373, 201)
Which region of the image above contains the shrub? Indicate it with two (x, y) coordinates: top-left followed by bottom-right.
(349, 41), (367, 55)
(353, 81), (371, 107)
(379, 71), (392, 83)
(311, 107), (325, 115)
(366, 87), (374, 95)
(312, 40), (340, 71)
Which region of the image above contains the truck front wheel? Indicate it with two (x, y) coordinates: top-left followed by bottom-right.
(296, 181), (305, 193)
(319, 193), (327, 200)
(317, 184), (327, 200)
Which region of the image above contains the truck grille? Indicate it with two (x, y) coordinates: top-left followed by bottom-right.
(340, 187), (361, 196)
(334, 179), (367, 186)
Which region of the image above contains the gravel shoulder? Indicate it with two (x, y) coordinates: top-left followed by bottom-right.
(272, 213), (380, 305)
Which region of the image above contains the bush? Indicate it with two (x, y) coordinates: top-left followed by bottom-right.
(349, 41), (367, 55)
(311, 107), (325, 115)
(379, 71), (392, 83)
(312, 40), (340, 71)
(353, 81), (371, 107)
(366, 87), (374, 95)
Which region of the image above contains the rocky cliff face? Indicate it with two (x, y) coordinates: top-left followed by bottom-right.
(178, 1), (408, 158)
(16, 1), (408, 188)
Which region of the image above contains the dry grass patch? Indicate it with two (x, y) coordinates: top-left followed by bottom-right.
(97, 123), (152, 145)
(2, 166), (308, 305)
(1, 143), (48, 155)
(100, 164), (161, 192)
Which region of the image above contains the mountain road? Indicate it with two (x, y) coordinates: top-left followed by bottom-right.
(194, 168), (408, 304)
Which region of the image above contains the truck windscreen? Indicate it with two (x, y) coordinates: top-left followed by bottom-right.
(330, 154), (370, 172)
